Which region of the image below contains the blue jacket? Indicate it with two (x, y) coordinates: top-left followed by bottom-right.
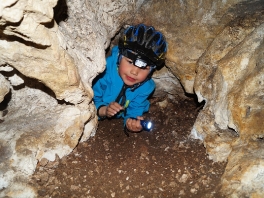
(92, 46), (155, 125)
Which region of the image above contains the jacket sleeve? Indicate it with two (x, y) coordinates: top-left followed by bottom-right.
(92, 70), (108, 110)
(123, 81), (155, 124)
(92, 46), (119, 110)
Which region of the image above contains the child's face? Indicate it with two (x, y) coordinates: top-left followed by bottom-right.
(119, 56), (151, 86)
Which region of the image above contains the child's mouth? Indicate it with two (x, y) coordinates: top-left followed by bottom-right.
(126, 75), (136, 82)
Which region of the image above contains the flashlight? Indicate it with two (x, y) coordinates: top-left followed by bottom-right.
(140, 120), (153, 131)
(128, 118), (153, 132)
(124, 118), (153, 136)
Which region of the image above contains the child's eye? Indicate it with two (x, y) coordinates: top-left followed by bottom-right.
(142, 66), (150, 70)
(127, 60), (133, 64)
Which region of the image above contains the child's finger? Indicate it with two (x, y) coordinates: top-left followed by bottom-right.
(112, 102), (124, 111)
(106, 102), (124, 117)
(111, 103), (123, 113)
(136, 116), (144, 120)
(109, 106), (119, 116)
(109, 102), (122, 111)
(126, 118), (142, 132)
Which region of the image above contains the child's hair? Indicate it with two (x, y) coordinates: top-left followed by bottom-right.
(118, 24), (167, 70)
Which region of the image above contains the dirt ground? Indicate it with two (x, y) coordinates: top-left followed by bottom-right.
(31, 96), (227, 198)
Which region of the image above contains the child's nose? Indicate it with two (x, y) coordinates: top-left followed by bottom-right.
(130, 65), (140, 76)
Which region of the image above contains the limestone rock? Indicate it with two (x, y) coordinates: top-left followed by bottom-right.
(56, 0), (146, 93)
(132, 0), (263, 95)
(0, 0), (147, 197)
(152, 66), (185, 99)
(221, 140), (264, 197)
(193, 3), (264, 196)
(131, 0), (264, 196)
(0, 0), (96, 197)
(0, 74), (10, 103)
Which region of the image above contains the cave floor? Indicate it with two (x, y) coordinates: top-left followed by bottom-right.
(31, 97), (227, 198)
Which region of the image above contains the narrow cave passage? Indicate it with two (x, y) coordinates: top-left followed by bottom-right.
(31, 96), (226, 198)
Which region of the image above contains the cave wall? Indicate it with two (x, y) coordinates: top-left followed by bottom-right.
(0, 0), (264, 197)
(131, 1), (264, 197)
(0, 0), (146, 197)
(0, 0), (96, 197)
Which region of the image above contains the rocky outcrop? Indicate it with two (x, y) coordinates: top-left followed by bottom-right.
(0, 0), (147, 197)
(194, 12), (264, 197)
(0, 0), (96, 197)
(132, 1), (264, 197)
(0, 0), (263, 197)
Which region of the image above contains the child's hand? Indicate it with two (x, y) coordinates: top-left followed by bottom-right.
(105, 102), (124, 117)
(126, 116), (144, 132)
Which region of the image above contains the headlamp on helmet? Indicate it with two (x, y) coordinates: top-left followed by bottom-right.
(121, 49), (155, 69)
(135, 59), (147, 68)
(118, 24), (167, 69)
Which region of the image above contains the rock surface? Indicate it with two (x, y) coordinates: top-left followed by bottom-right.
(0, 0), (97, 197)
(0, 0), (263, 197)
(132, 1), (264, 197)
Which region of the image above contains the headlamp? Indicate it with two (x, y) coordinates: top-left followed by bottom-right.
(121, 49), (154, 69)
(135, 59), (147, 68)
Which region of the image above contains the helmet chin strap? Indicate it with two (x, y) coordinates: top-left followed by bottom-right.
(130, 66), (155, 91)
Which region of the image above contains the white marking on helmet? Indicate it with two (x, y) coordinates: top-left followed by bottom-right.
(135, 59), (147, 68)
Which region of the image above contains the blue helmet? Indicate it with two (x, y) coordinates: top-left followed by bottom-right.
(118, 24), (167, 69)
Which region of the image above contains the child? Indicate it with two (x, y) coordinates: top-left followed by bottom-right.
(93, 24), (167, 134)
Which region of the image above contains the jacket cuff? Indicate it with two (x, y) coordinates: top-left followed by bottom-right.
(97, 105), (106, 120)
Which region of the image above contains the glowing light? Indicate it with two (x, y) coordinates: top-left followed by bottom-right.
(140, 120), (153, 131)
